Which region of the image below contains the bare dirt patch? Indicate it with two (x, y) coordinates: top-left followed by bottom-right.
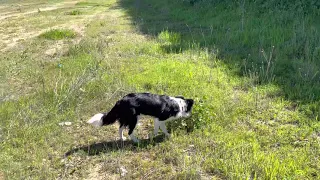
(0, 1), (78, 21)
(0, 1), (86, 52)
(86, 163), (119, 180)
(0, 25), (81, 52)
(0, 6), (105, 53)
(0, 171), (4, 180)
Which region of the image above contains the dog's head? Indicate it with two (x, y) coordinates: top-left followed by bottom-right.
(175, 96), (194, 116)
(87, 113), (104, 127)
(185, 99), (194, 112)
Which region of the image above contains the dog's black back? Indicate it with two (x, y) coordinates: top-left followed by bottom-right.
(118, 93), (184, 120)
(88, 93), (194, 141)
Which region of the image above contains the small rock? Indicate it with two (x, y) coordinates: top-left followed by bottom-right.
(119, 166), (128, 177)
(58, 122), (72, 126)
(65, 122), (72, 126)
(45, 48), (56, 57)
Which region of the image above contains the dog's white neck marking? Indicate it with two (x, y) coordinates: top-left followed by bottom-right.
(169, 97), (190, 119)
(87, 113), (104, 127)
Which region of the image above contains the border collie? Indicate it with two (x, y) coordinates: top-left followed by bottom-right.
(87, 93), (194, 142)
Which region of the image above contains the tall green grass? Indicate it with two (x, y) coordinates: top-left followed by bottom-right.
(119, 0), (320, 111)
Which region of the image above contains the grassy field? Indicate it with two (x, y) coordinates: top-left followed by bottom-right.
(0, 0), (320, 179)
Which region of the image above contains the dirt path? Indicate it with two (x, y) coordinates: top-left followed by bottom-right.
(0, 1), (78, 21)
(0, 0), (100, 52)
(1, 20), (85, 52)
(0, 1), (79, 52)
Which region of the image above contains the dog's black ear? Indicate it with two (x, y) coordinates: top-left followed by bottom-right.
(175, 95), (185, 99)
(186, 99), (194, 112)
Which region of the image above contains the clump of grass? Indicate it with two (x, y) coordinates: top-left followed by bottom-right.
(39, 29), (77, 40)
(157, 30), (182, 53)
(66, 10), (82, 15)
(243, 47), (276, 84)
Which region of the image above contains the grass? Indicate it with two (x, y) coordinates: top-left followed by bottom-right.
(0, 0), (320, 179)
(39, 29), (77, 40)
(66, 10), (82, 15)
(75, 1), (111, 7)
(120, 0), (320, 104)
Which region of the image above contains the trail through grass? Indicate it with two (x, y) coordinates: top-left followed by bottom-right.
(0, 0), (319, 179)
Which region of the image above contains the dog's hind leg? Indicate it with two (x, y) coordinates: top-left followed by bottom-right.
(159, 121), (170, 137)
(154, 118), (160, 136)
(128, 116), (139, 143)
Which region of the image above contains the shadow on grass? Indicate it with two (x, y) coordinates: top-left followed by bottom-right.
(65, 135), (166, 156)
(116, 0), (320, 115)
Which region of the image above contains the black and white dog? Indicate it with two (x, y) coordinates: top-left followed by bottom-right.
(87, 93), (194, 142)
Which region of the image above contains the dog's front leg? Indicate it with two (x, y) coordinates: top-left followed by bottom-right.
(159, 121), (170, 138)
(154, 118), (160, 136)
(129, 133), (139, 143)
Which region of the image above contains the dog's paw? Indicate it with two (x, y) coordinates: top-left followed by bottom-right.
(148, 133), (157, 139)
(120, 137), (127, 141)
(129, 134), (139, 143)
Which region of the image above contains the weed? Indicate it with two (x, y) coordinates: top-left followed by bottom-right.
(243, 47), (276, 85)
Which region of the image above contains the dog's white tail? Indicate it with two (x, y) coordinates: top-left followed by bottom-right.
(87, 113), (104, 127)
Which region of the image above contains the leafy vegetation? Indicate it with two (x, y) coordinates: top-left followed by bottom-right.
(0, 0), (319, 179)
